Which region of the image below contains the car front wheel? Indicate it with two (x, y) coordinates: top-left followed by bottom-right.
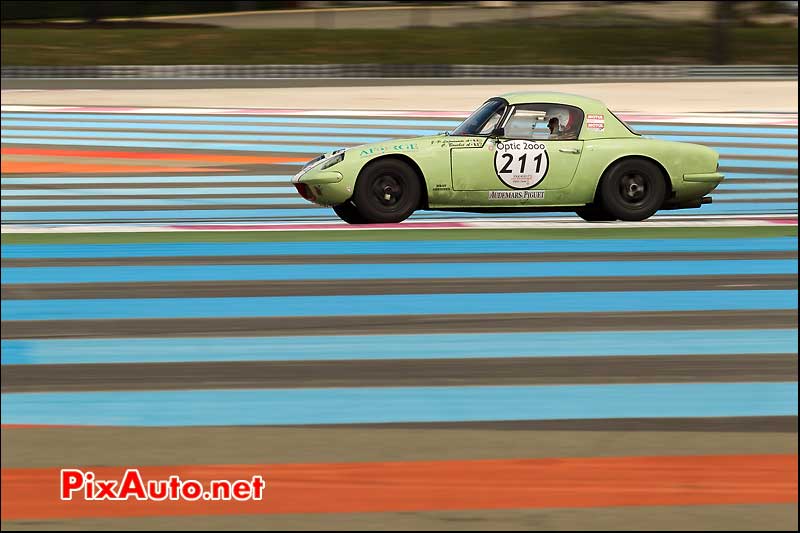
(598, 159), (667, 221)
(352, 159), (420, 223)
(333, 201), (368, 224)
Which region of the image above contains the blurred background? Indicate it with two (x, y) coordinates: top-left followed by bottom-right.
(1, 1), (798, 531)
(1, 1), (798, 65)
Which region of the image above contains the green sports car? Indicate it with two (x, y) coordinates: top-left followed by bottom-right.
(292, 91), (724, 223)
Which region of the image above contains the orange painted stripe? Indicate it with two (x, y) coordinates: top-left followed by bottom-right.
(1, 455), (796, 521)
(1, 161), (235, 175)
(1, 147), (307, 164)
(1, 424), (102, 429)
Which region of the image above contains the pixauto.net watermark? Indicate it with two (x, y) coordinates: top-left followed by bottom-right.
(60, 469), (266, 502)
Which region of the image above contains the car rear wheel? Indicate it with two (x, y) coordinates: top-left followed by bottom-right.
(575, 204), (617, 222)
(333, 201), (368, 224)
(353, 159), (420, 223)
(598, 159), (666, 221)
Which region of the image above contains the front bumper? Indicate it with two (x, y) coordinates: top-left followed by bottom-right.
(293, 171), (348, 206)
(298, 171), (343, 184)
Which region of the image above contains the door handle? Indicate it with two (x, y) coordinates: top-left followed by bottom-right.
(559, 148), (581, 154)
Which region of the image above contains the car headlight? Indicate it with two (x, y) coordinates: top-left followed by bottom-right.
(292, 150), (345, 183)
(319, 152), (344, 170)
(303, 155), (325, 169)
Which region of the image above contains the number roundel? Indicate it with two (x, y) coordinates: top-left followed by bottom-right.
(493, 140), (549, 189)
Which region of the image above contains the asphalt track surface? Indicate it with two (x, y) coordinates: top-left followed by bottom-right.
(1, 105), (797, 530)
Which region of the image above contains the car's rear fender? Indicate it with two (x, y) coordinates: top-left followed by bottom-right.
(577, 138), (720, 204)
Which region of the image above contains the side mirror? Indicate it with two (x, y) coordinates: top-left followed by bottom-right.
(490, 126), (505, 138)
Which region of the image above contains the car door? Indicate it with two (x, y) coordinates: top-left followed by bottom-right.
(450, 103), (584, 192)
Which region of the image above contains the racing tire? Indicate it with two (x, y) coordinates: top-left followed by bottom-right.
(575, 204), (617, 222)
(598, 159), (666, 221)
(333, 201), (368, 224)
(352, 159), (420, 223)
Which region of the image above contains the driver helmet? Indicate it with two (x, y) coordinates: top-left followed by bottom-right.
(545, 108), (571, 131)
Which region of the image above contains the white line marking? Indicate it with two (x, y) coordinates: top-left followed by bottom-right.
(2, 216), (796, 234)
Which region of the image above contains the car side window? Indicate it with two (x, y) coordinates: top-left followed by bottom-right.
(502, 104), (584, 141)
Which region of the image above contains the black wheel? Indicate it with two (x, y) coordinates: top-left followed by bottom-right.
(575, 204), (617, 222)
(352, 159), (420, 223)
(333, 201), (368, 224)
(599, 159), (666, 221)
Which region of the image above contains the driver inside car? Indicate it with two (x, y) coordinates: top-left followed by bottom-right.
(547, 117), (563, 139)
(546, 109), (574, 139)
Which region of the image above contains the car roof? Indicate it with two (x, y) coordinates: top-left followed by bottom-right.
(498, 91), (606, 109)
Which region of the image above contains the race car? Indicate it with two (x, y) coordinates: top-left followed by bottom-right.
(292, 91), (724, 223)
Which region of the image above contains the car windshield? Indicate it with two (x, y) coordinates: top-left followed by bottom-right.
(450, 99), (506, 136)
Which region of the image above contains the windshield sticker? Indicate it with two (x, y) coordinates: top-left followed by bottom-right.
(488, 190), (545, 200)
(587, 114), (605, 132)
(493, 140), (549, 189)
